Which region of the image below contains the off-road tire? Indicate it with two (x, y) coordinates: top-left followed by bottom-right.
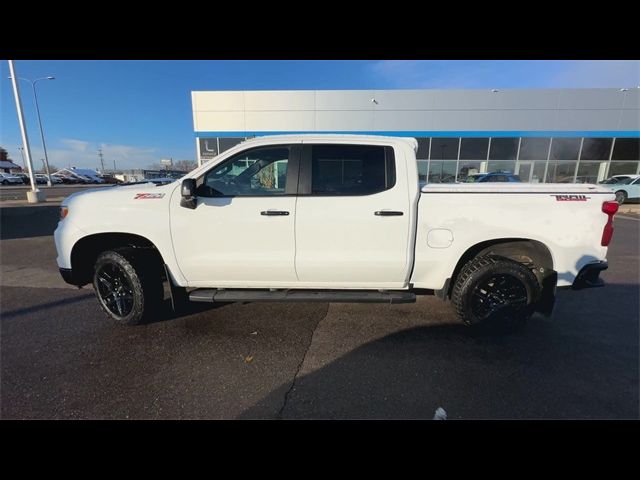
(451, 255), (541, 330)
(93, 249), (164, 325)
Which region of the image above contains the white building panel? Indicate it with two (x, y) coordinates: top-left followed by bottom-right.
(245, 111), (315, 131)
(554, 109), (622, 130)
(195, 111), (244, 132)
(244, 90), (315, 111)
(373, 110), (433, 131)
(315, 110), (374, 131)
(622, 89), (640, 110)
(192, 91), (245, 112)
(371, 89), (436, 110)
(557, 89), (626, 110)
(315, 90), (375, 111)
(618, 109), (640, 131)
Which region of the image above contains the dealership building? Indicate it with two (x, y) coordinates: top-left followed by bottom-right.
(192, 88), (640, 184)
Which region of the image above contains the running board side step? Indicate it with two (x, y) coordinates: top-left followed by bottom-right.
(189, 289), (416, 304)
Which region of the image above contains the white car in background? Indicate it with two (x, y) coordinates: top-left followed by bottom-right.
(0, 172), (24, 185)
(605, 175), (640, 204)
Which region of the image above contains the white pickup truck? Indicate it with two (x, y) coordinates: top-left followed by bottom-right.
(54, 135), (619, 328)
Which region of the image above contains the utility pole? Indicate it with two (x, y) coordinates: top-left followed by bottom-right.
(98, 148), (105, 174)
(113, 159), (117, 172)
(8, 60), (44, 202)
(18, 146), (26, 170)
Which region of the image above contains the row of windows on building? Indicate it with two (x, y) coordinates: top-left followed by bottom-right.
(199, 136), (640, 184)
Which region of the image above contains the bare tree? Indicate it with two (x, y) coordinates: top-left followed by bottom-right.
(174, 160), (197, 172)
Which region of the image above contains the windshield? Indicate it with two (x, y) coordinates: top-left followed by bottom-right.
(601, 176), (629, 184)
(619, 177), (638, 185)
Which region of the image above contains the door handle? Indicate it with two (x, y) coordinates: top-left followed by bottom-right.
(374, 210), (403, 216)
(261, 210), (290, 216)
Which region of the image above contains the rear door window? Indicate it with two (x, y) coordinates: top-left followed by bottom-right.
(309, 144), (395, 196)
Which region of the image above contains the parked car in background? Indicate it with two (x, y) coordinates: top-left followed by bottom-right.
(34, 174), (48, 184)
(466, 172), (522, 183)
(13, 173), (30, 184)
(34, 174), (62, 184)
(52, 174), (76, 184)
(605, 175), (640, 204)
(0, 172), (24, 185)
(100, 175), (122, 184)
(599, 174), (638, 185)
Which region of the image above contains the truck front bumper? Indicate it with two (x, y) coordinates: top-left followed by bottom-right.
(572, 261), (608, 289)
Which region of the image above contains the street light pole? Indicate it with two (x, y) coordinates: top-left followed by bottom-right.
(8, 61), (43, 202)
(7, 73), (56, 187)
(30, 76), (55, 187)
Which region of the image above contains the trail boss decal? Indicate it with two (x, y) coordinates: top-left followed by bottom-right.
(551, 194), (590, 202)
(134, 193), (165, 199)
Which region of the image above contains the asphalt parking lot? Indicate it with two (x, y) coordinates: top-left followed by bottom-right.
(1, 207), (638, 419)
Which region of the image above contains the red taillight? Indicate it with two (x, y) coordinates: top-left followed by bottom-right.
(601, 201), (618, 246)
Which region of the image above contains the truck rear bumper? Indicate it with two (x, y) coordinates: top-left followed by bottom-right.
(571, 261), (607, 289)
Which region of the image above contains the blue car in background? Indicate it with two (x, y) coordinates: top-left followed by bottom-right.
(466, 172), (522, 183)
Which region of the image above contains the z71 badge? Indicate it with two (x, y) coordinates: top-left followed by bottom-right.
(551, 194), (590, 202)
(134, 193), (165, 199)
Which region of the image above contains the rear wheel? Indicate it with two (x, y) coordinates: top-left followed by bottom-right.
(93, 249), (164, 325)
(615, 190), (627, 205)
(451, 255), (541, 330)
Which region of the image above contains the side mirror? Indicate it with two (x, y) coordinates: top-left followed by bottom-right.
(180, 178), (197, 209)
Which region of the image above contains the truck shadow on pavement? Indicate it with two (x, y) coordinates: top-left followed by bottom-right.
(237, 283), (639, 420)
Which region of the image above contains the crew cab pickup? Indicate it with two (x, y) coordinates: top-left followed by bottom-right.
(54, 135), (619, 327)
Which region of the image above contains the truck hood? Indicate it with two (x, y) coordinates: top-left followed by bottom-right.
(62, 182), (175, 206)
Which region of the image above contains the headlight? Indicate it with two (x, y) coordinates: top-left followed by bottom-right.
(60, 206), (69, 220)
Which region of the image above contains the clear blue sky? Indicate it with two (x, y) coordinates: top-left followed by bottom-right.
(1, 60), (639, 170)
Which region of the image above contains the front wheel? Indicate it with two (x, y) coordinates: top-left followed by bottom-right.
(451, 255), (541, 330)
(1, 180), (8, 185)
(93, 249), (164, 325)
(615, 190), (627, 205)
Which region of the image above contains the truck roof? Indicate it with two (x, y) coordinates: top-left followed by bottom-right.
(235, 134), (418, 151)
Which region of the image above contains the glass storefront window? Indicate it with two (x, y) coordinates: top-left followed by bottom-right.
(457, 161), (483, 182)
(489, 138), (519, 160)
(531, 161), (547, 183)
(430, 138), (459, 160)
(417, 160), (429, 184)
(460, 138), (489, 160)
(550, 138), (581, 160)
(219, 137), (244, 153)
(428, 160), (457, 183)
(416, 138), (430, 160)
(576, 161), (608, 184)
(608, 161), (640, 176)
(519, 138), (551, 160)
(580, 138), (613, 160)
(612, 139), (640, 160)
(546, 161), (578, 183)
(487, 160), (516, 174)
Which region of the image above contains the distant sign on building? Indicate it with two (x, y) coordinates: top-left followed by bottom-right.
(160, 158), (173, 166)
(199, 138), (218, 159)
